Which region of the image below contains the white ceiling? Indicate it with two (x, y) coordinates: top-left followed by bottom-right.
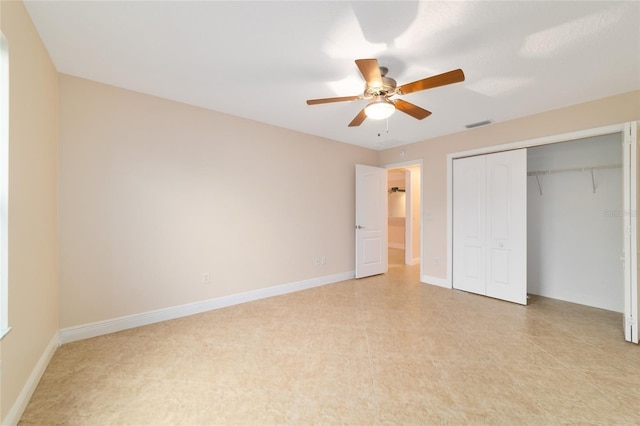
(24, 1), (640, 150)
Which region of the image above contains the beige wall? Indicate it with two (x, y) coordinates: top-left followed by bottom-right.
(0, 0), (59, 422)
(378, 90), (640, 281)
(58, 74), (377, 329)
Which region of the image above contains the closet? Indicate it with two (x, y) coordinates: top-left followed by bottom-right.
(449, 123), (638, 343)
(453, 135), (623, 310)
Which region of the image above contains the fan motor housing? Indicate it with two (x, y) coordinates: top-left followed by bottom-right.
(364, 75), (398, 98)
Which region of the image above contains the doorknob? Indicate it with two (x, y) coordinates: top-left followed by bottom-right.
(356, 225), (366, 229)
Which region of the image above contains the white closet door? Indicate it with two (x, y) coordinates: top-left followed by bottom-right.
(485, 150), (527, 305)
(453, 155), (487, 295)
(453, 149), (527, 305)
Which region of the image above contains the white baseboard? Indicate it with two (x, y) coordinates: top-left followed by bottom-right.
(59, 271), (355, 345)
(3, 333), (58, 426)
(421, 274), (450, 288)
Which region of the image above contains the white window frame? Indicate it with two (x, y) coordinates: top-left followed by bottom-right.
(1, 31), (10, 339)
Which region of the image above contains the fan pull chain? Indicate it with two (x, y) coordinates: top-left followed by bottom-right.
(377, 118), (391, 137)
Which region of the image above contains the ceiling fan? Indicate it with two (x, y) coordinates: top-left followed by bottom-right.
(306, 58), (465, 127)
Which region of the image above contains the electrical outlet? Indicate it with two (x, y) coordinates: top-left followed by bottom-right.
(434, 257), (440, 265)
(321, 256), (327, 265)
(202, 272), (210, 283)
(314, 257), (321, 265)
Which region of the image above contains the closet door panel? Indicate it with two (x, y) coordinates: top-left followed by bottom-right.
(453, 155), (486, 295)
(485, 149), (527, 305)
(489, 163), (510, 239)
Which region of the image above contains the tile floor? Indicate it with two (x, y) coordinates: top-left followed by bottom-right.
(19, 252), (640, 425)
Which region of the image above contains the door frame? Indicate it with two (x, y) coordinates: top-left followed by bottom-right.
(383, 159), (424, 276)
(623, 122), (638, 343)
(446, 122), (638, 342)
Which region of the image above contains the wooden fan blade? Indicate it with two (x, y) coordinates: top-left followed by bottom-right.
(394, 99), (432, 120)
(348, 108), (367, 127)
(355, 59), (382, 88)
(398, 69), (465, 95)
(306, 95), (361, 105)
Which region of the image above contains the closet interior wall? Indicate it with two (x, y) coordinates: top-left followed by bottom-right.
(527, 133), (623, 312)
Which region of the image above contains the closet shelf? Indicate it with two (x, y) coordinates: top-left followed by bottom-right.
(527, 163), (621, 195)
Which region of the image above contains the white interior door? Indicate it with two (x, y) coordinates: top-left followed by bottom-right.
(623, 123), (638, 343)
(355, 164), (387, 278)
(453, 149), (527, 305)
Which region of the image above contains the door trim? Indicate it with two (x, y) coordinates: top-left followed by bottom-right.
(623, 122), (638, 343)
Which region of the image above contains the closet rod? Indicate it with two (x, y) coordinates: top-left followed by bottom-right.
(527, 163), (621, 177)
(528, 163), (621, 195)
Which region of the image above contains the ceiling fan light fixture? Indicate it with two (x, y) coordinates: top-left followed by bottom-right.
(364, 96), (395, 120)
(307, 59), (464, 127)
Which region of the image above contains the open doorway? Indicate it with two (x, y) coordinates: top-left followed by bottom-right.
(386, 163), (422, 269)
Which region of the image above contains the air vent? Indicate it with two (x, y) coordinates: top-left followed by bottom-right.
(465, 120), (492, 129)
